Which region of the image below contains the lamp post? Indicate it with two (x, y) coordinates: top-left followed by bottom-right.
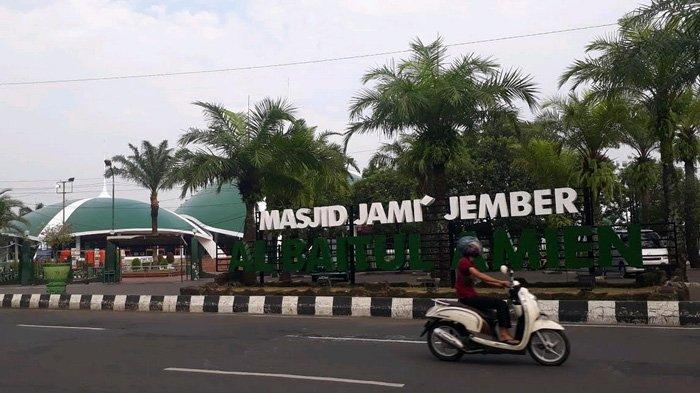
(56, 177), (75, 224)
(104, 160), (115, 234)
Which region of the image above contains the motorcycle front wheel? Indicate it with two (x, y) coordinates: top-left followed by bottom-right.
(528, 329), (570, 366)
(427, 323), (464, 362)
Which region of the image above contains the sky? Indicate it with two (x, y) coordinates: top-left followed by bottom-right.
(0, 0), (645, 208)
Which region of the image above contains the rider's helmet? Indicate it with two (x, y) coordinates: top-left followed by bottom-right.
(457, 236), (483, 257)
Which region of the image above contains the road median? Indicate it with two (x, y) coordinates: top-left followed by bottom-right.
(2, 293), (698, 326)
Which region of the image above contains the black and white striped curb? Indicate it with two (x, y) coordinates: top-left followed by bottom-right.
(1, 294), (698, 326)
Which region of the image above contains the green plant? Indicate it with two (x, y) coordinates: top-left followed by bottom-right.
(131, 258), (141, 271)
(346, 37), (537, 198)
(42, 224), (73, 262)
(176, 98), (346, 243)
(108, 140), (178, 234)
(635, 270), (667, 287)
(561, 8), (699, 221)
(166, 252), (175, 265)
(0, 189), (26, 235)
(158, 255), (167, 266)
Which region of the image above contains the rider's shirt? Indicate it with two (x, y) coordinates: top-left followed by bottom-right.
(454, 257), (477, 298)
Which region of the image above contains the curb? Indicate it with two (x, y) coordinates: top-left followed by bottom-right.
(2, 294), (698, 326)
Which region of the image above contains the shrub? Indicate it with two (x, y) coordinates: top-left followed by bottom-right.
(158, 255), (167, 266)
(131, 258), (141, 272)
(166, 253), (175, 265)
(635, 270), (667, 287)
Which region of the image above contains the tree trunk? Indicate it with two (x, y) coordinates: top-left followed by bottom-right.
(243, 200), (257, 245)
(639, 187), (652, 224)
(683, 158), (699, 268)
(427, 169), (451, 284)
(656, 110), (677, 223)
(150, 192), (159, 234)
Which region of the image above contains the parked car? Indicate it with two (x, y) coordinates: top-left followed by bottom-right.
(605, 229), (670, 277)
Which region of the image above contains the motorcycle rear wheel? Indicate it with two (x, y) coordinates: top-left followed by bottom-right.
(528, 329), (570, 366)
(427, 323), (464, 362)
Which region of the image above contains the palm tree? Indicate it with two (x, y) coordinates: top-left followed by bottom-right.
(673, 89), (699, 267)
(346, 37), (537, 199)
(623, 0), (699, 34)
(540, 93), (627, 223)
(0, 189), (26, 235)
(176, 98), (326, 243)
(108, 140), (177, 234)
(346, 37), (536, 280)
(619, 104), (659, 223)
(560, 16), (699, 222)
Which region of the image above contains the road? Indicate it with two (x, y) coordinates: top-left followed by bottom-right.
(0, 310), (698, 393)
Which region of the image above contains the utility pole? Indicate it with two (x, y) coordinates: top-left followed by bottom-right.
(56, 178), (75, 224)
(104, 160), (115, 233)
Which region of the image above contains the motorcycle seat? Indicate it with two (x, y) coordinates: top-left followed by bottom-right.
(440, 300), (498, 322)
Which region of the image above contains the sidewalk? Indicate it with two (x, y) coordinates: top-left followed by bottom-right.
(0, 276), (214, 296)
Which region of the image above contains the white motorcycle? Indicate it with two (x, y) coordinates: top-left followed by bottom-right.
(421, 265), (570, 366)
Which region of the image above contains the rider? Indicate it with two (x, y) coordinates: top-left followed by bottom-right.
(454, 236), (518, 344)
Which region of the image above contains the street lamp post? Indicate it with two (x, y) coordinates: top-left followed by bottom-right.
(104, 160), (115, 234)
(56, 177), (75, 224)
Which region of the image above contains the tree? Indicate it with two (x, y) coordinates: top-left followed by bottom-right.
(282, 129), (358, 208)
(623, 0), (699, 35)
(673, 89), (699, 267)
(176, 98), (330, 243)
(351, 167), (418, 206)
(108, 140), (177, 234)
(43, 224), (73, 260)
(346, 37), (537, 199)
(619, 104), (659, 223)
(560, 12), (699, 222)
(345, 37), (536, 280)
(540, 93), (627, 222)
(0, 189), (25, 235)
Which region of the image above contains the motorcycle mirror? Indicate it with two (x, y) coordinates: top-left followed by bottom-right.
(500, 265), (509, 275)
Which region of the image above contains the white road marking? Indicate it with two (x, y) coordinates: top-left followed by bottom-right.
(17, 324), (106, 331)
(562, 323), (700, 330)
(163, 367), (405, 388)
(287, 335), (423, 344)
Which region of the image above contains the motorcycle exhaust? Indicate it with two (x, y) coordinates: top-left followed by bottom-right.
(432, 327), (465, 350)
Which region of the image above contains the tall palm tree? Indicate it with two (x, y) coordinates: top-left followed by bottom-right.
(560, 17), (698, 221)
(346, 37), (537, 199)
(619, 104), (659, 223)
(0, 189), (26, 235)
(346, 37), (536, 280)
(673, 89), (699, 267)
(541, 93), (627, 223)
(176, 98), (325, 243)
(108, 140), (177, 234)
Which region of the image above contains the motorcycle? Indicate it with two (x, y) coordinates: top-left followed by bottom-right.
(421, 265), (570, 366)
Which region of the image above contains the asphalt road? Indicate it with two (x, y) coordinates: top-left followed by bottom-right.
(0, 310), (698, 393)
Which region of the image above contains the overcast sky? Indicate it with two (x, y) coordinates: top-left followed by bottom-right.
(0, 0), (645, 208)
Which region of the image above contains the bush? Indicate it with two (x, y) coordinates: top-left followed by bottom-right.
(131, 258), (141, 272)
(635, 270), (667, 287)
(166, 253), (175, 265)
(158, 255), (167, 266)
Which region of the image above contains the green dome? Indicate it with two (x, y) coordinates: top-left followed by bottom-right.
(176, 183), (245, 237)
(16, 196), (207, 240)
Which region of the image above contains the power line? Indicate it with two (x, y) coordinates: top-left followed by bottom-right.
(0, 23), (616, 87)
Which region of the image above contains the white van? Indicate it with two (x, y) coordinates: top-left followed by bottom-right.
(611, 229), (670, 276)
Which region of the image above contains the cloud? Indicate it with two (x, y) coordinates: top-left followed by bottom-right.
(0, 0), (640, 206)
